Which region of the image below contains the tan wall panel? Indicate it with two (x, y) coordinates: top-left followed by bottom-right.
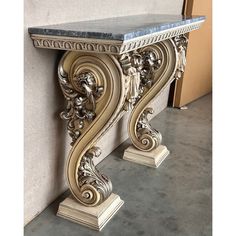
(174, 0), (212, 107)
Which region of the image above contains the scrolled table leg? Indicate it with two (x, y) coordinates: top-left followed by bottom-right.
(122, 35), (188, 167)
(57, 51), (126, 230)
(58, 51), (129, 206)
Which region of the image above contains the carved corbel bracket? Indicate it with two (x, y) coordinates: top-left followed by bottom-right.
(122, 35), (187, 152)
(58, 51), (126, 206)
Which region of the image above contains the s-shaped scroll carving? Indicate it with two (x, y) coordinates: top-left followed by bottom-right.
(58, 51), (126, 206)
(127, 36), (188, 152)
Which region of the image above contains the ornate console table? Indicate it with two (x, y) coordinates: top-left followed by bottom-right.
(28, 14), (205, 231)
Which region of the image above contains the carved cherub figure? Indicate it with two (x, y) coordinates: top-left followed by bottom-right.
(177, 44), (186, 73)
(119, 53), (142, 105)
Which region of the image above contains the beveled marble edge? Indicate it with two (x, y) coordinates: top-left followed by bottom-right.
(28, 14), (205, 41)
(30, 20), (205, 55)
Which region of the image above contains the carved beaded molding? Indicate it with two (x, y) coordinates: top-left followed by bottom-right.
(30, 21), (203, 55)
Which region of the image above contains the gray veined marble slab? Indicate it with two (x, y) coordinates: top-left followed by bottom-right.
(28, 14), (205, 54)
(28, 14), (205, 41)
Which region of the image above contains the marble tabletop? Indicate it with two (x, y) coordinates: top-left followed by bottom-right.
(28, 14), (205, 41)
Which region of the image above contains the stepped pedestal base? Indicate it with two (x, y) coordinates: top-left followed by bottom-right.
(57, 193), (124, 231)
(123, 145), (169, 168)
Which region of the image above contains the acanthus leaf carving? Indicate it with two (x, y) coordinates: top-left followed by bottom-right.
(127, 40), (179, 152)
(58, 52), (127, 207)
(58, 66), (103, 145)
(136, 107), (162, 151)
(77, 146), (112, 206)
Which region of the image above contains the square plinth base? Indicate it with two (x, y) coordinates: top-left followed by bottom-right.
(57, 193), (124, 231)
(123, 145), (169, 168)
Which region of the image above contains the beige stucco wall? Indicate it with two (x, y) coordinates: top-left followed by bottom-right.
(24, 0), (184, 225)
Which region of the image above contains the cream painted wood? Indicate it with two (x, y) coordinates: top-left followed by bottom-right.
(123, 145), (169, 168)
(127, 40), (178, 152)
(24, 0), (185, 225)
(27, 33), (195, 230)
(57, 193), (124, 231)
(27, 10), (204, 233)
(54, 37), (184, 227)
(93, 84), (170, 166)
(54, 37), (186, 210)
(28, 34), (192, 229)
(57, 52), (127, 207)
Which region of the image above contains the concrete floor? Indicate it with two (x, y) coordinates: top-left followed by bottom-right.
(25, 94), (212, 236)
